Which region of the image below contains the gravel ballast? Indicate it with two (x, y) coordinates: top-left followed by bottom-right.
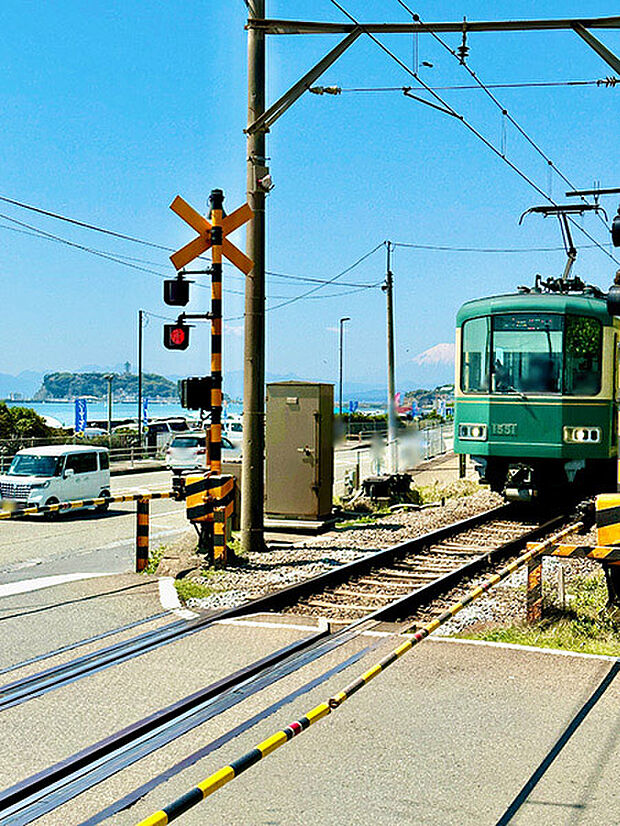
(181, 489), (504, 611)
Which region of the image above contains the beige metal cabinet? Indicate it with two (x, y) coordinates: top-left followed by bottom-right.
(265, 382), (334, 519)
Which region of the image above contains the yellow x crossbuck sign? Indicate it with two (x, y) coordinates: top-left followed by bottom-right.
(169, 195), (254, 273)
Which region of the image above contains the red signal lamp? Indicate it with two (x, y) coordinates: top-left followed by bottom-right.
(164, 323), (190, 350)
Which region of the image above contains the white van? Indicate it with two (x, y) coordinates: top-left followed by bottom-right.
(0, 445), (111, 513)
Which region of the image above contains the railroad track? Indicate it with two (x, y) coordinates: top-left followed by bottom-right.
(0, 503), (570, 824)
(0, 505), (561, 714)
(289, 516), (540, 620)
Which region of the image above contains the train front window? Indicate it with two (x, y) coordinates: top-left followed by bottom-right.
(564, 315), (602, 395)
(492, 314), (563, 394)
(461, 317), (490, 392)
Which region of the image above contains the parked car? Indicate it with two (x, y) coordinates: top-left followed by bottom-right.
(0, 445), (111, 513)
(81, 427), (108, 437)
(223, 416), (243, 448)
(146, 418), (190, 449)
(166, 433), (240, 474)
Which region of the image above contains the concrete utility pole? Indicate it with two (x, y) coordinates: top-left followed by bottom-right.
(383, 242), (398, 474)
(242, 0), (267, 554)
(104, 374), (114, 442)
(339, 316), (351, 416)
(137, 309), (143, 446)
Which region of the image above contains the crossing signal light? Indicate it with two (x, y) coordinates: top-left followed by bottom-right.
(179, 376), (213, 410)
(164, 276), (190, 306)
(164, 323), (190, 350)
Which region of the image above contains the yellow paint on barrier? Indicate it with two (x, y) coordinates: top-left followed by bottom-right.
(259, 731), (288, 757)
(362, 664), (382, 682)
(306, 702), (331, 724)
(198, 766), (235, 797)
(138, 812), (168, 826)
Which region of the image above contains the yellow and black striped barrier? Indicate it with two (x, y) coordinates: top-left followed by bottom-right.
(526, 542), (620, 561)
(185, 473), (235, 565)
(522, 492), (620, 615)
(0, 490), (174, 572)
(595, 493), (620, 545)
(135, 521), (579, 826)
(209, 188), (224, 476)
(136, 496), (150, 572)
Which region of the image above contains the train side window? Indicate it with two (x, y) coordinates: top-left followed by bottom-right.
(564, 315), (602, 396)
(461, 317), (490, 393)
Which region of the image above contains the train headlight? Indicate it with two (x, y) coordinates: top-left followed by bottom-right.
(458, 423), (487, 441)
(563, 426), (602, 444)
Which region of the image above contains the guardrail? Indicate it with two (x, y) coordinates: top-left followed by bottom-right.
(0, 490), (175, 572)
(0, 444), (163, 473)
(135, 520), (580, 825)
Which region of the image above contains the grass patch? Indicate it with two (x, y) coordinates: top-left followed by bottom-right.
(414, 479), (480, 504)
(175, 578), (216, 602)
(142, 544), (165, 575)
(336, 509), (390, 531)
(457, 570), (620, 657)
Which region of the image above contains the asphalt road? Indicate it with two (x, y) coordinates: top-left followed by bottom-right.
(93, 634), (620, 826)
(0, 612), (617, 826)
(0, 470), (188, 583)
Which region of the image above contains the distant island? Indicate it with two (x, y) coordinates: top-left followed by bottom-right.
(34, 372), (178, 401)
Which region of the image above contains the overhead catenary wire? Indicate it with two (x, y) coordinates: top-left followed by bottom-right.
(320, 78), (618, 92)
(327, 0), (619, 267)
(399, 2), (611, 228)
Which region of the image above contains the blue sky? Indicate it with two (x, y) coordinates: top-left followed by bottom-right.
(0, 0), (618, 393)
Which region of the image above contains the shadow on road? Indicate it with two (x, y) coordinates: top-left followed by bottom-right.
(0, 579), (159, 623)
(495, 658), (620, 825)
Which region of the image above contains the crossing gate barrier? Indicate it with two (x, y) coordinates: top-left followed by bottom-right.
(135, 520), (580, 826)
(524, 493), (620, 620)
(0, 490), (177, 572)
(185, 473), (235, 565)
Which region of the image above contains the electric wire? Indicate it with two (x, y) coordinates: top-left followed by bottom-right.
(0, 195), (381, 290)
(336, 79), (617, 91)
(327, 0), (619, 266)
(398, 2), (611, 228)
(265, 242), (386, 312)
(392, 241), (600, 253)
(0, 194), (172, 251)
(395, 0), (615, 245)
(0, 212), (380, 304)
(0, 209), (383, 326)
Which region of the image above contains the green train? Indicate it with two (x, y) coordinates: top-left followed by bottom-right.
(454, 277), (618, 500)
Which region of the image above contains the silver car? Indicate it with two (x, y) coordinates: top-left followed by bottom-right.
(165, 433), (239, 474)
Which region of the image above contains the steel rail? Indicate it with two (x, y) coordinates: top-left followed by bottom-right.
(0, 624), (365, 825)
(0, 505), (506, 711)
(0, 506), (568, 823)
(135, 521), (582, 825)
(0, 504), (541, 712)
(0, 610), (170, 678)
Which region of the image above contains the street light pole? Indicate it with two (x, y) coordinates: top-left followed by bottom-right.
(137, 310), (143, 446)
(383, 242), (398, 474)
(104, 374), (114, 444)
(339, 316), (350, 417)
(241, 0), (267, 555)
